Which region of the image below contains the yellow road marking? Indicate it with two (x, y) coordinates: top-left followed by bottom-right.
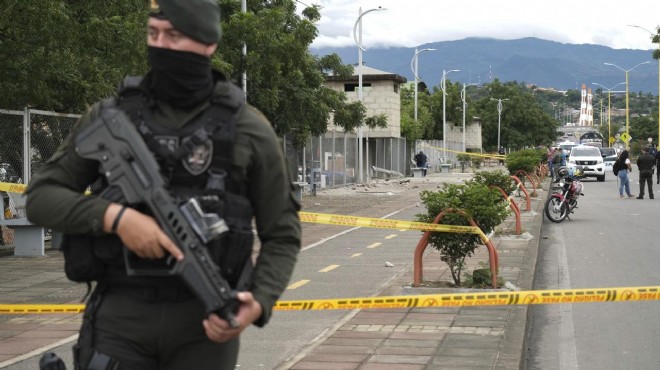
(319, 265), (339, 273)
(351, 253), (362, 258)
(384, 234), (397, 239)
(367, 242), (382, 249)
(287, 280), (310, 289)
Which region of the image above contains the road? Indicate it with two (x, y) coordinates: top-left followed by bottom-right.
(527, 171), (660, 369)
(5, 201), (425, 370)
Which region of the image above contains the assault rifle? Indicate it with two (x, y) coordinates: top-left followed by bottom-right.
(74, 107), (240, 328)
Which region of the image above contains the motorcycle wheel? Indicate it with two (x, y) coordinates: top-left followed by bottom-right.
(544, 196), (568, 223)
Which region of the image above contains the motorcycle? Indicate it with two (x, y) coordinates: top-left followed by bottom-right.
(544, 166), (585, 223)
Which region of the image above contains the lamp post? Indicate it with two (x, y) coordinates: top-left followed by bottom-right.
(604, 61), (651, 149)
(410, 47), (436, 122)
(441, 69), (460, 160)
(490, 98), (510, 150)
(461, 83), (477, 152)
(592, 82), (626, 147)
(629, 25), (660, 148)
(241, 0), (247, 100)
(352, 6), (385, 183)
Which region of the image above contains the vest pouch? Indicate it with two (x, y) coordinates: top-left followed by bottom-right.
(93, 234), (125, 265)
(214, 229), (254, 287)
(61, 234), (105, 283)
(61, 233), (125, 283)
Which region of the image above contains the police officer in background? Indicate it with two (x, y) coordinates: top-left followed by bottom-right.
(637, 146), (655, 199)
(25, 1), (301, 369)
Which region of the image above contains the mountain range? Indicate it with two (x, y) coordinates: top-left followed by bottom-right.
(311, 37), (658, 94)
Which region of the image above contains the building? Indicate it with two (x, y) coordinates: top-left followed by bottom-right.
(324, 65), (406, 138)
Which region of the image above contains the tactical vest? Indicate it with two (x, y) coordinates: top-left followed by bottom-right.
(62, 75), (254, 289)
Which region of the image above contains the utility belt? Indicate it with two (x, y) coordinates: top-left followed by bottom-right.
(103, 281), (196, 303)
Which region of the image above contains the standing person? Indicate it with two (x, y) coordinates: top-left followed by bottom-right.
(648, 142), (657, 158)
(25, 1), (301, 369)
(414, 150), (428, 177)
(654, 146), (660, 184)
(546, 147), (556, 180)
(616, 150), (635, 199)
(552, 148), (563, 183)
(637, 147), (655, 199)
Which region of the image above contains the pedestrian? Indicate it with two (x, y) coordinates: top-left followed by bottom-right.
(648, 142), (657, 157)
(498, 146), (506, 165)
(637, 146), (655, 199)
(615, 150), (635, 199)
(654, 146), (660, 184)
(25, 1), (301, 369)
(414, 150), (428, 176)
(546, 147), (556, 180)
(552, 148), (563, 183)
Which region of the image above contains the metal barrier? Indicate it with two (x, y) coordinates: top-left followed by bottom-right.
(0, 190), (44, 256)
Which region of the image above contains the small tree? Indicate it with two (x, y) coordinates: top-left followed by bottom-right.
(470, 170), (516, 195)
(504, 148), (543, 175)
(416, 182), (509, 286)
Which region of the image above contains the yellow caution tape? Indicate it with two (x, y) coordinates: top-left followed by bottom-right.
(299, 211), (489, 244)
(0, 182), (27, 194)
(2, 286), (660, 314)
(419, 144), (505, 159)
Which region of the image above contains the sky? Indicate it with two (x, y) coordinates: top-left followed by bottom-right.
(301, 0), (660, 51)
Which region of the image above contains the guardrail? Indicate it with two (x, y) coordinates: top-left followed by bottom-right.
(0, 184), (44, 256)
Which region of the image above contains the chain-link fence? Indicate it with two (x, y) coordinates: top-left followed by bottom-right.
(0, 108), (80, 185)
(0, 107), (80, 246)
(294, 129), (408, 189)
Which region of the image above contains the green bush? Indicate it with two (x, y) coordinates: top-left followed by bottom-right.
(457, 153), (471, 163)
(415, 182), (509, 286)
(504, 149), (543, 175)
(470, 170), (516, 195)
(471, 156), (484, 169)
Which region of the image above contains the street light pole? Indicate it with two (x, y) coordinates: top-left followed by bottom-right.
(604, 61), (651, 149)
(241, 0), (247, 100)
(410, 47), (436, 122)
(353, 6), (385, 183)
(490, 98), (509, 150)
(461, 83), (477, 152)
(592, 82), (626, 147)
(629, 25), (660, 149)
(441, 69), (459, 161)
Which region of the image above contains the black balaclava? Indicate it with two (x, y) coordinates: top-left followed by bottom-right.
(146, 46), (214, 109)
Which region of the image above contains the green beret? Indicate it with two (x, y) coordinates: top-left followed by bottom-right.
(150, 0), (221, 44)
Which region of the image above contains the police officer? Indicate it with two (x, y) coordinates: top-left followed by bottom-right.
(637, 146), (655, 199)
(25, 1), (301, 369)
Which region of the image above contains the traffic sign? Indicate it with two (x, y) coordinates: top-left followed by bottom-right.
(620, 132), (632, 143)
(608, 136), (616, 144)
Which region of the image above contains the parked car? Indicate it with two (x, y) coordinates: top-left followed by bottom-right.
(567, 145), (606, 181)
(599, 147), (619, 172)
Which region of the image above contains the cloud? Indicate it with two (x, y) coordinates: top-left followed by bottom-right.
(301, 0), (660, 50)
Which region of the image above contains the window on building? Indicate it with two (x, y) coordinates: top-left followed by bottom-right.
(393, 84), (399, 94)
(344, 83), (371, 92)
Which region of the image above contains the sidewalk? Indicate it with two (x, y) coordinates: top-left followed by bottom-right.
(0, 165), (546, 369)
(283, 169), (545, 369)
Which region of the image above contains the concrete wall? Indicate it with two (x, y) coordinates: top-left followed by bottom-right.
(325, 79), (401, 139)
(446, 119), (483, 150)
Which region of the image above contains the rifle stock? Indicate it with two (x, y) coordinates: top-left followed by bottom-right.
(74, 108), (239, 327)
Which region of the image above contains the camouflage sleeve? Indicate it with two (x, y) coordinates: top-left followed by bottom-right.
(25, 101), (111, 235)
(236, 106), (301, 327)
